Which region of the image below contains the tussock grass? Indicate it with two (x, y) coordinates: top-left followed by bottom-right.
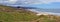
(0, 5), (60, 22)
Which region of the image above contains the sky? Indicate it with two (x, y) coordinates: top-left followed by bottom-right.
(0, 0), (60, 9)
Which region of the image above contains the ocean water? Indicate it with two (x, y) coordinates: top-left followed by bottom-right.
(27, 9), (60, 16)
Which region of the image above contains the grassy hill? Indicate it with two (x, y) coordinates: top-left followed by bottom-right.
(0, 5), (38, 22)
(0, 5), (60, 22)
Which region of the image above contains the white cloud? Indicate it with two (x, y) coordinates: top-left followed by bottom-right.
(8, 0), (17, 4)
(0, 0), (60, 5)
(20, 0), (60, 4)
(40, 0), (60, 4)
(0, 0), (17, 4)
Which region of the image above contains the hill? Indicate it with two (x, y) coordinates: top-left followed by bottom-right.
(0, 5), (60, 22)
(0, 5), (38, 22)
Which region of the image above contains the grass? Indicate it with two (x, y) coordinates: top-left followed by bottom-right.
(0, 5), (60, 22)
(0, 5), (38, 22)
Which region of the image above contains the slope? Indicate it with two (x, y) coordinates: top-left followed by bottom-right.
(0, 5), (38, 22)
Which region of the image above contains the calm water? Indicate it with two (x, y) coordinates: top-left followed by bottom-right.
(27, 9), (60, 16)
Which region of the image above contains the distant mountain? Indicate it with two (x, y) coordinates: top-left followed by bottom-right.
(14, 6), (39, 9)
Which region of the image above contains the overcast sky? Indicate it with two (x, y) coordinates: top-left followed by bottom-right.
(0, 0), (60, 9)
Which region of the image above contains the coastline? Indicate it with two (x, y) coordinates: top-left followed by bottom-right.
(27, 9), (60, 16)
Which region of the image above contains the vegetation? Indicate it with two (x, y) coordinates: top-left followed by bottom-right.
(0, 5), (60, 22)
(0, 5), (38, 22)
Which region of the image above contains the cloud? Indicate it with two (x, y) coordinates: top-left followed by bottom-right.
(0, 0), (60, 5)
(40, 0), (60, 4)
(18, 0), (60, 4)
(8, 0), (17, 4)
(0, 0), (17, 4)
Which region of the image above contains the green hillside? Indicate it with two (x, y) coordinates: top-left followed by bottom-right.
(0, 5), (38, 22)
(0, 5), (60, 22)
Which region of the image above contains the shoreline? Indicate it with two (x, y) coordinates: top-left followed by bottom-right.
(27, 9), (60, 16)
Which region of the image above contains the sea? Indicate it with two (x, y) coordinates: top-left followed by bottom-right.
(27, 9), (60, 16)
(6, 5), (60, 16)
